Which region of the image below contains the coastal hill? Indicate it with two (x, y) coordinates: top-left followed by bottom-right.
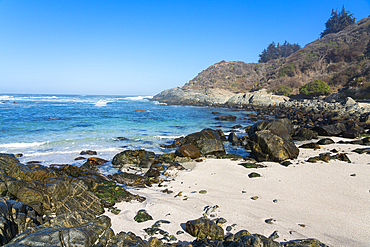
(178, 16), (370, 98)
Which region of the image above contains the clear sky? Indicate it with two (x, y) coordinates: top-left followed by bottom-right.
(0, 0), (369, 95)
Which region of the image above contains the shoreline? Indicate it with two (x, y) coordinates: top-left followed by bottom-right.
(105, 137), (370, 246)
(1, 93), (370, 246)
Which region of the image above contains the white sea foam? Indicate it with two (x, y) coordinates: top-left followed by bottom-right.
(94, 100), (112, 107)
(0, 141), (47, 149)
(154, 135), (184, 139)
(124, 96), (153, 101)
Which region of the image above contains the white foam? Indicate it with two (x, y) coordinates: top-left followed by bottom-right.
(0, 141), (47, 149)
(94, 100), (112, 107)
(154, 135), (184, 139)
(124, 96), (153, 101)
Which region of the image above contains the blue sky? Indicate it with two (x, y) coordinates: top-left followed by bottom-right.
(0, 0), (369, 95)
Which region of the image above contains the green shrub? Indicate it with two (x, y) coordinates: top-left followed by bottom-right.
(278, 63), (295, 78)
(299, 80), (331, 96)
(274, 86), (292, 96)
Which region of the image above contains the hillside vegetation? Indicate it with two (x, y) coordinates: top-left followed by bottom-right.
(182, 16), (370, 99)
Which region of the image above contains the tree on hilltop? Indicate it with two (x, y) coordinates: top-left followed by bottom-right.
(320, 6), (355, 38)
(258, 41), (301, 63)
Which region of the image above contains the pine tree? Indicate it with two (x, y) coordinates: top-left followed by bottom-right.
(258, 41), (301, 63)
(320, 6), (355, 38)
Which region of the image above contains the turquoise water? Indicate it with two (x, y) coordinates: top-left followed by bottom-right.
(0, 94), (254, 167)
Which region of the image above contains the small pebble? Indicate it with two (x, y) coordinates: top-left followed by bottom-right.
(264, 218), (275, 224)
(250, 196), (259, 200)
(199, 190), (207, 194)
(298, 224), (306, 227)
(273, 199), (278, 203)
(226, 226), (232, 231)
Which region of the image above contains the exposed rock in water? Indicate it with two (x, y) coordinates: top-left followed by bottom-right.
(151, 87), (236, 106)
(215, 115), (236, 121)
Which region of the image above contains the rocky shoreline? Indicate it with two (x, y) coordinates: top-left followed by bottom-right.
(1, 89), (370, 246)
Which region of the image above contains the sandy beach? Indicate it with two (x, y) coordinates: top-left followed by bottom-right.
(104, 137), (370, 247)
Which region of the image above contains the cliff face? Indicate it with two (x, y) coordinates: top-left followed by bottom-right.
(182, 16), (370, 98)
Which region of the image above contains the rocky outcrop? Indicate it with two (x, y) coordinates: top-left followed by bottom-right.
(227, 89), (289, 107)
(152, 87), (236, 106)
(179, 17), (370, 97)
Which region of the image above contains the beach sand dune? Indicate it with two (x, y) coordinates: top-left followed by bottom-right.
(105, 138), (370, 246)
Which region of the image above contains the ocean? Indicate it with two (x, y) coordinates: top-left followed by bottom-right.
(0, 94), (255, 172)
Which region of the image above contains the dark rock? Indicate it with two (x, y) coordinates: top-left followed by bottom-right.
(231, 124), (242, 129)
(185, 217), (224, 240)
(182, 129), (226, 156)
(332, 153), (351, 163)
(239, 163), (266, 169)
(108, 172), (151, 188)
(299, 143), (321, 149)
(284, 238), (329, 246)
(216, 129), (227, 142)
(139, 158), (159, 168)
(293, 128), (318, 141)
(307, 153), (332, 163)
(5, 214), (113, 247)
(134, 209), (153, 223)
(248, 172), (261, 178)
(115, 137), (129, 141)
(249, 130), (299, 162)
(0, 198), (42, 245)
(145, 163), (165, 179)
(74, 157), (86, 161)
(81, 157), (109, 171)
(317, 138), (335, 145)
(341, 128), (362, 139)
(227, 132), (239, 146)
(212, 111), (222, 115)
(175, 144), (201, 158)
(352, 147), (370, 154)
(107, 231), (147, 247)
(280, 160), (292, 167)
(112, 150), (157, 168)
(248, 118), (294, 140)
(312, 122), (346, 136)
(80, 150), (97, 155)
(215, 115), (236, 121)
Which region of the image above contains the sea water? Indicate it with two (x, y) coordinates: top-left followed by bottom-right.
(0, 94), (255, 169)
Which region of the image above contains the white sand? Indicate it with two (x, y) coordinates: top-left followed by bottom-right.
(104, 137), (370, 246)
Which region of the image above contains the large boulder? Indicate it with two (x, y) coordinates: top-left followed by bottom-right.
(185, 217), (224, 240)
(112, 150), (157, 168)
(175, 144), (201, 158)
(4, 214), (113, 247)
(248, 130), (299, 162)
(248, 118), (294, 140)
(0, 198), (42, 245)
(312, 122), (346, 136)
(182, 129), (226, 156)
(248, 119), (299, 162)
